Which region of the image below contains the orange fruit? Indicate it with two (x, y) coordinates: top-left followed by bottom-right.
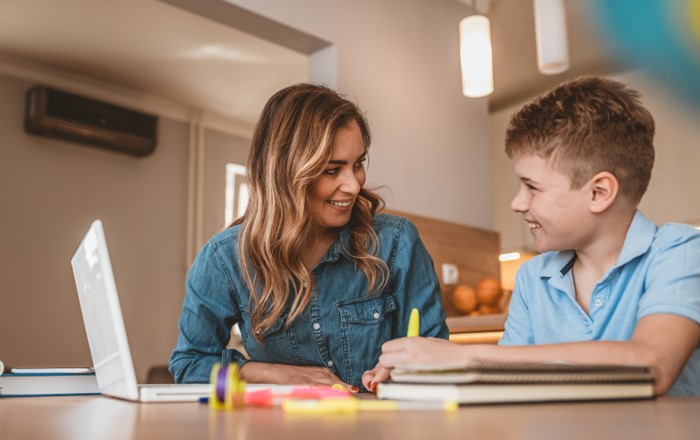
(452, 285), (478, 313)
(476, 278), (501, 305)
(478, 303), (502, 315)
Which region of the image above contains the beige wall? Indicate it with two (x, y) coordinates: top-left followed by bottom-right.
(229, 0), (493, 229)
(1, 1), (494, 381)
(491, 70), (700, 252)
(0, 74), (190, 380)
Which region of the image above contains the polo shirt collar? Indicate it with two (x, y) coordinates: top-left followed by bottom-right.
(542, 250), (577, 279)
(615, 210), (657, 268)
(542, 210), (657, 278)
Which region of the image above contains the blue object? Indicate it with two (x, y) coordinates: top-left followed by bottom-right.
(589, 0), (700, 110)
(500, 211), (700, 396)
(169, 214), (449, 389)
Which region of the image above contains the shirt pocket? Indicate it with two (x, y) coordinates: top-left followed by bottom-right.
(337, 294), (398, 325)
(336, 294), (398, 379)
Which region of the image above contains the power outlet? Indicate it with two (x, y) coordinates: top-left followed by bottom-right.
(441, 263), (459, 285)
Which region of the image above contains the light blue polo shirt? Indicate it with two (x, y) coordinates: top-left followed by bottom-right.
(500, 210), (700, 396)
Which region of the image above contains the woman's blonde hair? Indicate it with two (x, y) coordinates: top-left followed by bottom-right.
(233, 83), (388, 342)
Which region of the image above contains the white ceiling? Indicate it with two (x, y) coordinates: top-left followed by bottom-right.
(488, 0), (619, 111)
(0, 0), (617, 123)
(0, 0), (308, 125)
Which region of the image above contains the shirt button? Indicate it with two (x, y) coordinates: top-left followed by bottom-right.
(312, 322), (321, 330)
(327, 360), (334, 367)
(594, 299), (603, 307)
(373, 311), (380, 319)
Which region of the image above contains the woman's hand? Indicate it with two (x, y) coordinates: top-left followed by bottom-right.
(361, 364), (392, 392)
(239, 362), (358, 391)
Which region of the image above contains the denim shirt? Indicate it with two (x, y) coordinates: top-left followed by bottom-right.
(169, 214), (449, 389)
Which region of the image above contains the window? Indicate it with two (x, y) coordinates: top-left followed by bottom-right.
(224, 163), (249, 226)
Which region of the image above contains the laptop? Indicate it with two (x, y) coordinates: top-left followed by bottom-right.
(71, 219), (210, 402)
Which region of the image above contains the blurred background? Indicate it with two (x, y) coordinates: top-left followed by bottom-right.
(1, 0), (698, 381)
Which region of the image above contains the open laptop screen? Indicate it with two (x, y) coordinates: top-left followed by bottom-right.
(71, 220), (140, 400)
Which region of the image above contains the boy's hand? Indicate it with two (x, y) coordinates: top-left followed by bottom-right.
(378, 336), (473, 369)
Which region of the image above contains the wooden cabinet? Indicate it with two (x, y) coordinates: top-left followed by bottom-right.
(447, 314), (505, 345)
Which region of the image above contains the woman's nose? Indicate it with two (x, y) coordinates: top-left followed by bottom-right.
(340, 170), (361, 194)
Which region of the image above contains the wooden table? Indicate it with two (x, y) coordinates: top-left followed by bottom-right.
(1, 396), (699, 440)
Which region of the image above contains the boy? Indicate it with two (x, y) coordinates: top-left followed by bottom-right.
(363, 77), (700, 395)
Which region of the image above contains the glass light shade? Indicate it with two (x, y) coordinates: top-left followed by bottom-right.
(534, 0), (570, 75)
(459, 15), (494, 98)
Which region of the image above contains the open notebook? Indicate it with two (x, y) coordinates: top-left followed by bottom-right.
(71, 220), (210, 402)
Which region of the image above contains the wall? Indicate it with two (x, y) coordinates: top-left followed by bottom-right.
(1, 0), (497, 380)
(491, 70), (700, 252)
(0, 73), (251, 380)
(201, 129), (249, 239)
(227, 0), (493, 229)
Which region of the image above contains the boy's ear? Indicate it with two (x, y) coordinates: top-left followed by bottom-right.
(587, 171), (619, 213)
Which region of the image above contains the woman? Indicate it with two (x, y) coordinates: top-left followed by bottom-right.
(169, 83), (448, 391)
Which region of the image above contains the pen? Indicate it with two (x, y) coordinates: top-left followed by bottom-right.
(407, 308), (420, 337)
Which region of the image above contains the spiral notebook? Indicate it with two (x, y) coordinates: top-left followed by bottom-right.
(377, 361), (655, 404)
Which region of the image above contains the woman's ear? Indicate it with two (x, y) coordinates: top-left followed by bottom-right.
(588, 171), (619, 214)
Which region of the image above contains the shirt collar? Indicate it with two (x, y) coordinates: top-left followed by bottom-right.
(615, 210), (657, 268)
(318, 227), (354, 264)
(541, 210), (657, 278)
(542, 250), (577, 278)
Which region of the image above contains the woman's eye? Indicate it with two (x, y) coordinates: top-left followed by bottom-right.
(354, 159), (366, 169)
(324, 168), (339, 175)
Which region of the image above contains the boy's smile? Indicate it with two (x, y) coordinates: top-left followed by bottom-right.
(511, 154), (592, 253)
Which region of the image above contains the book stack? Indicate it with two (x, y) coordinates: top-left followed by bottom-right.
(376, 361), (655, 405)
(0, 367), (100, 397)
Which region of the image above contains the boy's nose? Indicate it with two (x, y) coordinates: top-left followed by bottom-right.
(511, 189), (528, 212)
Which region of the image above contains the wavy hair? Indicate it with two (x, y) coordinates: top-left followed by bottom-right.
(233, 83), (388, 342)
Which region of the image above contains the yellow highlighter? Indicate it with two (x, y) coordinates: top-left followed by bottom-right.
(407, 308), (420, 337)
(282, 398), (458, 414)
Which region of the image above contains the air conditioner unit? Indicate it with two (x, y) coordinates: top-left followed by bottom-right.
(25, 86), (158, 156)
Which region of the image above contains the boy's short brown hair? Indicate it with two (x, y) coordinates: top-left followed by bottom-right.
(505, 76), (655, 204)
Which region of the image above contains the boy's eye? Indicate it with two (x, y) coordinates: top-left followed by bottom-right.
(526, 183), (537, 191)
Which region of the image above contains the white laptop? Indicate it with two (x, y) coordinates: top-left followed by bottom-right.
(71, 219), (210, 402)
